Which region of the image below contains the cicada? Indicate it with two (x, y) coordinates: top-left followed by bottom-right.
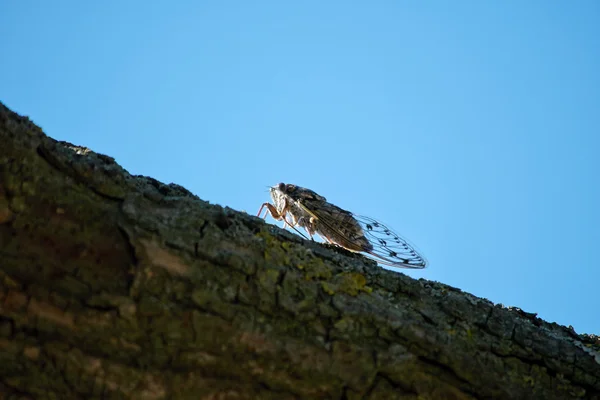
(257, 183), (427, 270)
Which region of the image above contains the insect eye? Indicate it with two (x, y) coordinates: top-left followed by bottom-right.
(278, 182), (286, 192)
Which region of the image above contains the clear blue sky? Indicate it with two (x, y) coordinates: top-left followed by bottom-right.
(2, 1), (599, 334)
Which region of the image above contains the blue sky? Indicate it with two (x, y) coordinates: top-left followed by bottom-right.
(2, 1), (599, 334)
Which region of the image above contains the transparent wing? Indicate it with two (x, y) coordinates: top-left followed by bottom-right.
(354, 215), (427, 270)
(296, 200), (427, 270)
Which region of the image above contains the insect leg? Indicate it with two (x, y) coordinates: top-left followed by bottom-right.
(257, 202), (309, 240)
(257, 202), (282, 219)
(301, 221), (315, 241)
(260, 198), (294, 230)
(258, 201), (285, 225)
(293, 216), (317, 242)
(280, 213), (295, 230)
(318, 232), (335, 244)
(281, 213), (313, 240)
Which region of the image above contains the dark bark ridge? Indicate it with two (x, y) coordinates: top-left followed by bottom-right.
(0, 101), (599, 399)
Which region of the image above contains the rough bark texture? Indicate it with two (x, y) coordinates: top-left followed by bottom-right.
(0, 101), (599, 400)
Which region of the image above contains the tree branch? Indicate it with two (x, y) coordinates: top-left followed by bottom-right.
(1, 101), (599, 399)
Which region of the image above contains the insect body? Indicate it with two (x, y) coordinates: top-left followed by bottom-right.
(257, 183), (427, 270)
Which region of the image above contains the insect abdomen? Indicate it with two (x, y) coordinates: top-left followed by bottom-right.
(317, 213), (372, 253)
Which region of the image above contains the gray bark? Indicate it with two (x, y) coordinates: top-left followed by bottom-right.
(0, 101), (599, 399)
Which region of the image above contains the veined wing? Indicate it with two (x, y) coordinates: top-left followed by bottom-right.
(297, 201), (427, 270)
(355, 215), (427, 270)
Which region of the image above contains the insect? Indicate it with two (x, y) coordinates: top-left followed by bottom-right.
(257, 183), (427, 270)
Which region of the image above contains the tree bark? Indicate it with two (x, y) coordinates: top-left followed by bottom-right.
(0, 101), (599, 400)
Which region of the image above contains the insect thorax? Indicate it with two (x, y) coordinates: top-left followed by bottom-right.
(270, 187), (317, 234)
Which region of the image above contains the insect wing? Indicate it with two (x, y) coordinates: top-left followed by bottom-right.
(293, 200), (366, 250)
(355, 215), (427, 270)
(294, 199), (427, 269)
